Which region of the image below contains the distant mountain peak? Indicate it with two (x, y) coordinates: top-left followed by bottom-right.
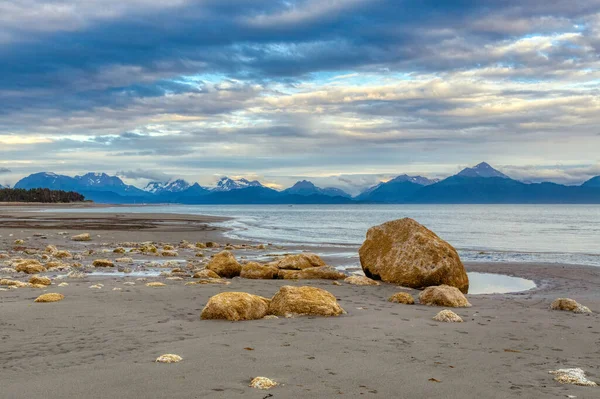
(214, 177), (263, 191)
(387, 174), (439, 186)
(457, 162), (509, 179)
(145, 179), (191, 194)
(582, 176), (600, 188)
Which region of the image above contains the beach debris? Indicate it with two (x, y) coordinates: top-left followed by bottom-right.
(34, 293), (64, 303)
(14, 239), (25, 245)
(201, 292), (271, 321)
(14, 259), (46, 274)
(92, 259), (115, 267)
(193, 269), (221, 279)
(388, 292), (415, 304)
(549, 368), (597, 386)
(113, 287), (122, 291)
(155, 354), (182, 364)
(58, 282), (69, 287)
(359, 218), (469, 293)
(146, 282), (166, 287)
(206, 250), (242, 278)
(115, 257), (133, 263)
(550, 298), (591, 314)
(123, 281), (135, 286)
(67, 271), (86, 279)
(89, 284), (103, 289)
(344, 275), (380, 286)
(249, 377), (277, 390)
(433, 309), (463, 323)
(71, 233), (91, 242)
(279, 266), (346, 280)
(240, 262), (278, 279)
(268, 285), (345, 317)
(29, 275), (51, 286)
(419, 285), (471, 308)
(263, 315), (279, 320)
(271, 253), (326, 271)
(136, 278), (148, 282)
(166, 276), (183, 281)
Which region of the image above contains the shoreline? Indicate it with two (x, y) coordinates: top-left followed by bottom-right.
(2, 208), (600, 398)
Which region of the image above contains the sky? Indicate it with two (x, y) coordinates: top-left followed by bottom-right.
(1, 0), (599, 193)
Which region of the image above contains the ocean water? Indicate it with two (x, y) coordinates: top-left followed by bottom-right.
(53, 204), (600, 267)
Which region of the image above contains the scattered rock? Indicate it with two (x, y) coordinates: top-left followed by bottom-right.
(268, 285), (345, 317)
(161, 250), (178, 257)
(163, 245), (175, 251)
(123, 281), (135, 286)
(249, 377), (277, 390)
(344, 275), (380, 286)
(279, 266), (346, 280)
(92, 259), (114, 267)
(433, 309), (463, 322)
(146, 282), (166, 287)
(419, 285), (471, 308)
(14, 259), (46, 274)
(113, 247), (126, 254)
(116, 257), (133, 263)
(332, 281), (342, 286)
(192, 269), (220, 279)
(388, 292), (415, 304)
(58, 282), (69, 287)
(155, 354), (182, 364)
(186, 279), (230, 286)
(0, 278), (28, 288)
(549, 368), (597, 386)
(89, 284), (103, 289)
(205, 242), (219, 248)
(14, 239), (25, 245)
(67, 271), (86, 279)
(34, 293), (64, 303)
(140, 244), (158, 254)
(195, 242), (207, 249)
(29, 275), (51, 286)
(201, 292), (271, 321)
(240, 262), (278, 279)
(71, 233), (91, 242)
(54, 250), (72, 259)
(550, 298), (591, 314)
(206, 251), (242, 278)
(272, 253), (327, 270)
(359, 218), (469, 293)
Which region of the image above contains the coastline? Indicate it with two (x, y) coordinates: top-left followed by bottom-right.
(1, 206), (599, 398)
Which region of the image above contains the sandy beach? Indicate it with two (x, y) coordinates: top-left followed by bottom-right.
(1, 207), (599, 398)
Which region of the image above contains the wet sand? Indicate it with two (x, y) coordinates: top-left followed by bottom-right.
(1, 208), (599, 398)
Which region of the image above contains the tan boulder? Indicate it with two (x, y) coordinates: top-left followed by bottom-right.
(388, 292), (415, 304)
(54, 250), (72, 259)
(193, 269), (220, 279)
(113, 247), (126, 254)
(34, 293), (64, 303)
(29, 275), (51, 286)
(344, 275), (380, 286)
(71, 233), (91, 242)
(206, 251), (242, 278)
(161, 250), (178, 257)
(419, 285), (471, 307)
(268, 286), (344, 317)
(0, 278), (29, 288)
(92, 259), (114, 267)
(44, 245), (58, 254)
(278, 266), (346, 280)
(14, 260), (46, 274)
(272, 253), (327, 270)
(201, 292), (271, 321)
(240, 262), (278, 279)
(550, 298), (591, 314)
(359, 218), (469, 293)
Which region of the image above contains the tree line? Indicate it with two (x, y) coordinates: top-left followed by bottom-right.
(0, 188), (86, 203)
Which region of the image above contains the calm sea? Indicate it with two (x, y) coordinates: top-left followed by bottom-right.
(57, 204), (600, 267)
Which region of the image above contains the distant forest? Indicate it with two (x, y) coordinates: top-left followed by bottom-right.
(0, 188), (86, 203)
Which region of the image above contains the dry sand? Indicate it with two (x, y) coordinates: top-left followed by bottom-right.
(1, 207), (599, 398)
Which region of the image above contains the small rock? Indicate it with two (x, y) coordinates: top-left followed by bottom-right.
(146, 282), (166, 287)
(550, 298), (591, 314)
(71, 233), (91, 242)
(155, 354), (182, 364)
(34, 293), (64, 303)
(433, 309), (463, 323)
(388, 292), (415, 304)
(344, 275), (380, 286)
(549, 368), (597, 386)
(249, 377), (277, 390)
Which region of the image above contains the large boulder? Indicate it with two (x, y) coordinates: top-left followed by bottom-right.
(206, 251), (242, 278)
(201, 292), (271, 321)
(268, 286), (345, 317)
(271, 253), (327, 270)
(359, 218), (469, 293)
(240, 262), (278, 279)
(419, 285), (471, 308)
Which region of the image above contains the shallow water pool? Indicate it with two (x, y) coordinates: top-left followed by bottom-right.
(467, 272), (536, 294)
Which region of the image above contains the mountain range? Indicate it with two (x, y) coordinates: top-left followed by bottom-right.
(11, 163), (600, 204)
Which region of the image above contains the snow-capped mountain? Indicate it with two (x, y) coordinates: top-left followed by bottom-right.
(456, 162), (510, 179)
(144, 179), (191, 194)
(213, 177), (264, 191)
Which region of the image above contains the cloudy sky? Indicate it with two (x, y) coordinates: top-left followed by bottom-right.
(1, 0), (599, 193)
